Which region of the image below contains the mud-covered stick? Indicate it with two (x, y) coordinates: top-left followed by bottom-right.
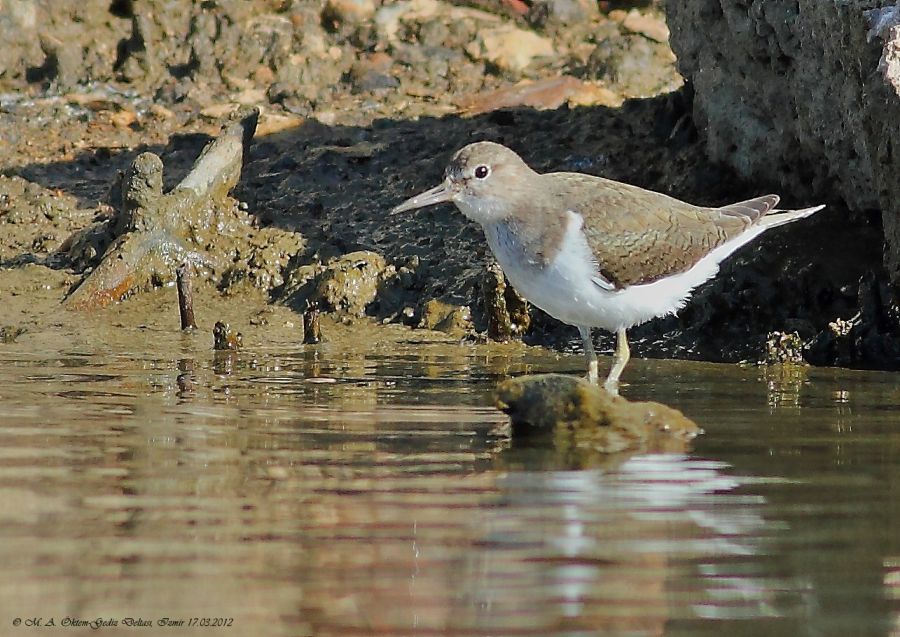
(303, 305), (322, 344)
(176, 262), (197, 330)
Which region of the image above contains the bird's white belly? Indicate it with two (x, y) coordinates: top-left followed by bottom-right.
(484, 219), (733, 332)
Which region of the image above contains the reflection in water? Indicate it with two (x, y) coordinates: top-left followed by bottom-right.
(0, 346), (898, 636)
(289, 451), (784, 636)
(483, 456), (792, 633)
(888, 560), (900, 636)
(763, 364), (808, 410)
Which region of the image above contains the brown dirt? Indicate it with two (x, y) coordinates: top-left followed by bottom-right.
(0, 0), (881, 367)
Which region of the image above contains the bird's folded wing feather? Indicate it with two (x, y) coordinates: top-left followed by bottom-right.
(551, 173), (778, 288)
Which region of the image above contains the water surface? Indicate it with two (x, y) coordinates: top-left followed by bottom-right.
(1, 334), (899, 636)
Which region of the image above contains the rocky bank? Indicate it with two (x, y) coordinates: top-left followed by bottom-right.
(0, 0), (892, 370)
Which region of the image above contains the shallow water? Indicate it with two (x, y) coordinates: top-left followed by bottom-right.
(1, 334), (899, 637)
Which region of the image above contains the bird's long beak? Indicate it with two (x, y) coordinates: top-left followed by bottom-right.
(391, 181), (455, 214)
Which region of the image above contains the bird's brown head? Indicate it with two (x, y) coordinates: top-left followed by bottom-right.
(391, 142), (536, 225)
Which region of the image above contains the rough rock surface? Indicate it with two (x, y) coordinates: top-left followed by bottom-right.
(664, 0), (900, 285)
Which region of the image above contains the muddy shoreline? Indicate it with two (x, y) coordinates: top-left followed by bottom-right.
(0, 0), (887, 369)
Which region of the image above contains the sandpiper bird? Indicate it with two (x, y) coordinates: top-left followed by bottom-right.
(392, 142), (824, 394)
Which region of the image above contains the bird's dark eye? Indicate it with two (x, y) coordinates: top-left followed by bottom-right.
(474, 165), (490, 179)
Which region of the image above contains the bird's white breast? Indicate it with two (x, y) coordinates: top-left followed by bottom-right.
(482, 211), (743, 331)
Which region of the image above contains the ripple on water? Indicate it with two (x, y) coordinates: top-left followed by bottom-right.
(0, 349), (898, 636)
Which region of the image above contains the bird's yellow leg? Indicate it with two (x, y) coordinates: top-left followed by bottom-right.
(604, 327), (630, 395)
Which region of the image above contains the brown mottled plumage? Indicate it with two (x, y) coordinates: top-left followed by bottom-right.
(535, 175), (777, 287)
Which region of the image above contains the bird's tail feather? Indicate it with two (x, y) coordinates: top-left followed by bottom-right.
(760, 204), (825, 229)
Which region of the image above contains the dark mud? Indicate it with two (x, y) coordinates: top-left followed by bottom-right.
(0, 0), (885, 368)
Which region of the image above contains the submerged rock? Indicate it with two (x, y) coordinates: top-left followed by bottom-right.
(494, 373), (700, 454)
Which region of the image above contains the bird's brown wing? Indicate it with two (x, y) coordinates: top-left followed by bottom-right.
(551, 173), (778, 288)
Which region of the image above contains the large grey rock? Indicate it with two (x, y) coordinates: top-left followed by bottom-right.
(664, 0), (900, 285)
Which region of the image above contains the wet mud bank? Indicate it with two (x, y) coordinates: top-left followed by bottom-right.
(0, 0), (886, 370)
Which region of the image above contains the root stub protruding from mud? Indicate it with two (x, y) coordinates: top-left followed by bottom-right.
(63, 108), (260, 311)
(495, 373), (701, 455)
